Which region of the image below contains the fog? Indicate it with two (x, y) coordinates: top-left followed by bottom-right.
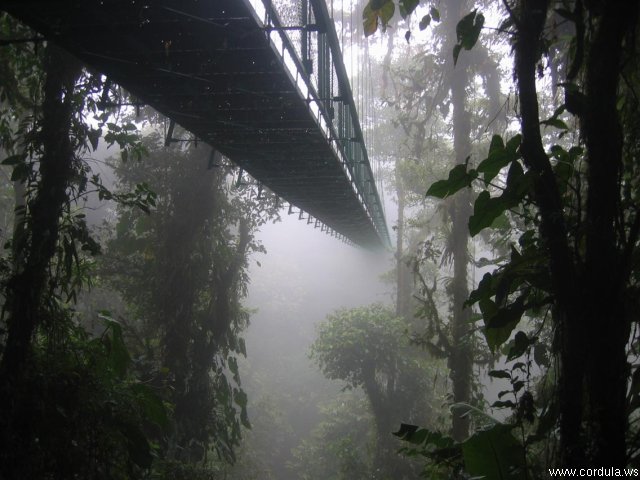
(3, 0), (633, 476)
(235, 214), (391, 478)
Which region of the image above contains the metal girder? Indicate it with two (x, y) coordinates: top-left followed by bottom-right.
(1, 0), (390, 249)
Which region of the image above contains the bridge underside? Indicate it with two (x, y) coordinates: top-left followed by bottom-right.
(2, 0), (388, 249)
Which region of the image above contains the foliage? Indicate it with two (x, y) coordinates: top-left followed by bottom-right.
(311, 304), (435, 478)
(0, 12), (271, 478)
(396, 419), (528, 479)
(289, 392), (375, 480)
(104, 132), (280, 472)
(1, 312), (169, 479)
(312, 304), (422, 395)
(384, 0), (640, 471)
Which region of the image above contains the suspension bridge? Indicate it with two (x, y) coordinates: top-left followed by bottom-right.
(1, 0), (390, 249)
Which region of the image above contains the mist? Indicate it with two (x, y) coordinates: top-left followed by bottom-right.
(1, 0), (639, 478)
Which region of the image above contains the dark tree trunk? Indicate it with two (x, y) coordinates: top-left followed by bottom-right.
(513, 0), (584, 465)
(513, 0), (639, 466)
(0, 45), (80, 381)
(0, 45), (81, 479)
(582, 0), (638, 466)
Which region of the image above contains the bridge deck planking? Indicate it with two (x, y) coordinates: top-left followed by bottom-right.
(2, 0), (388, 249)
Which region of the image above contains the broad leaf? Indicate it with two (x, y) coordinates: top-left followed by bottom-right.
(506, 330), (532, 360)
(453, 10), (485, 65)
(469, 190), (512, 236)
(399, 0), (419, 19)
(483, 296), (527, 352)
(131, 383), (169, 429)
(426, 163), (477, 199)
(462, 424), (526, 479)
(419, 14), (431, 30)
(363, 5), (378, 36)
(488, 369), (511, 379)
(379, 1), (395, 25)
(477, 134), (521, 185)
(363, 0), (395, 36)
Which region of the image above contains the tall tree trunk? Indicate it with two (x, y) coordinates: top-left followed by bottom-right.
(582, 0), (638, 465)
(395, 167), (413, 321)
(513, 0), (585, 465)
(0, 45), (81, 479)
(515, 0), (639, 465)
(444, 0), (474, 442)
(0, 45), (80, 381)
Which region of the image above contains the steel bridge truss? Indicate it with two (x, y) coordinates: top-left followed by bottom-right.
(1, 0), (391, 249)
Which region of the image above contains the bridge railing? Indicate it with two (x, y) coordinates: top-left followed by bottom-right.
(244, 0), (390, 249)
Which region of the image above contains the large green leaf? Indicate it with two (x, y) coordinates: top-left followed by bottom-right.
(469, 191), (512, 236)
(99, 314), (131, 378)
(453, 10), (485, 65)
(483, 296), (527, 352)
(131, 383), (169, 429)
(462, 424), (526, 479)
(363, 5), (379, 36)
(394, 423), (461, 464)
(363, 0), (395, 36)
(426, 163), (477, 199)
(477, 134), (522, 185)
(399, 0), (419, 18)
(469, 159), (531, 237)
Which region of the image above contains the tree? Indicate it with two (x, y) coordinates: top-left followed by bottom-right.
(105, 131), (279, 468)
(393, 0), (640, 469)
(0, 17), (162, 478)
(289, 392), (375, 480)
(362, 0), (640, 470)
(366, 0), (506, 442)
(311, 304), (434, 478)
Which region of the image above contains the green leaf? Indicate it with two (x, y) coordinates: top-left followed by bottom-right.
(505, 160), (530, 199)
(1, 153), (25, 166)
(467, 272), (494, 307)
(87, 127), (101, 151)
(363, 5), (379, 37)
(507, 331), (531, 360)
(488, 369), (511, 379)
(541, 106), (569, 130)
(419, 14), (431, 30)
(131, 383), (169, 429)
(10, 162), (30, 182)
(483, 296), (527, 352)
(505, 134), (522, 153)
(533, 343), (550, 368)
(469, 191), (511, 236)
(461, 424), (526, 479)
(426, 163), (477, 199)
(453, 44), (463, 65)
(363, 1), (395, 36)
(394, 423), (460, 463)
(430, 6), (440, 22)
(100, 315), (131, 378)
(379, 0), (395, 24)
(491, 400), (517, 409)
(541, 118), (569, 130)
(477, 135), (510, 184)
(399, 0), (419, 18)
(453, 10), (485, 65)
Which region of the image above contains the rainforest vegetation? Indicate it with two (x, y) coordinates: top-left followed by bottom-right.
(0, 0), (639, 478)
